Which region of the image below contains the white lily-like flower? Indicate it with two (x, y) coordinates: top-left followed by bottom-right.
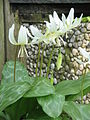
(44, 12), (65, 45)
(29, 25), (59, 45)
(29, 25), (45, 45)
(61, 8), (83, 32)
(75, 47), (90, 66)
(29, 8), (83, 46)
(9, 24), (31, 58)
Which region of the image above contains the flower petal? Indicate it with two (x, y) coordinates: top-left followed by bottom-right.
(62, 14), (66, 24)
(18, 25), (28, 44)
(9, 24), (17, 45)
(67, 8), (74, 25)
(30, 25), (43, 37)
(79, 47), (90, 59)
(53, 11), (60, 26)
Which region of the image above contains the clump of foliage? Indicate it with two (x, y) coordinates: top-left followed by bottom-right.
(0, 8), (90, 120)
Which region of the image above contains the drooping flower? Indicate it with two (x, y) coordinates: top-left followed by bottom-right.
(9, 24), (31, 57)
(75, 47), (90, 66)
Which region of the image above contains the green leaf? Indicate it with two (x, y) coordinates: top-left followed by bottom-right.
(0, 112), (11, 120)
(1, 60), (36, 86)
(37, 93), (65, 118)
(0, 81), (30, 112)
(56, 51), (62, 70)
(1, 61), (29, 85)
(82, 16), (90, 22)
(67, 86), (90, 101)
(26, 105), (62, 120)
(55, 72), (90, 96)
(5, 98), (38, 120)
(63, 101), (90, 120)
(24, 77), (55, 97)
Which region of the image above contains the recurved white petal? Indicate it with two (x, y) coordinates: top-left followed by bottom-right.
(53, 11), (60, 26)
(9, 24), (17, 45)
(67, 8), (74, 25)
(49, 14), (54, 23)
(18, 26), (28, 44)
(79, 47), (90, 59)
(78, 13), (83, 24)
(30, 25), (43, 37)
(62, 14), (66, 24)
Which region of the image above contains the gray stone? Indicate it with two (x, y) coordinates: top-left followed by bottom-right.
(70, 35), (76, 43)
(51, 63), (55, 70)
(77, 34), (84, 41)
(30, 63), (33, 68)
(83, 95), (86, 101)
(71, 69), (75, 74)
(85, 100), (89, 104)
(54, 78), (57, 84)
(68, 43), (72, 47)
(72, 49), (78, 56)
(42, 63), (46, 68)
(34, 63), (36, 68)
(28, 51), (32, 56)
(73, 42), (78, 48)
(85, 33), (89, 40)
(81, 27), (87, 33)
(79, 64), (84, 71)
(81, 23), (85, 27)
(73, 61), (79, 68)
(75, 30), (81, 35)
(78, 41), (82, 47)
(86, 23), (90, 31)
(61, 47), (65, 54)
(76, 70), (82, 76)
(65, 65), (69, 71)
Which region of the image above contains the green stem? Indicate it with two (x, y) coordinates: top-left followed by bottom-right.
(35, 43), (41, 77)
(46, 45), (54, 78)
(81, 71), (86, 104)
(14, 46), (18, 82)
(40, 44), (45, 77)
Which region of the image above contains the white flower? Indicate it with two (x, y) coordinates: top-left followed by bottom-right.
(9, 24), (31, 58)
(29, 25), (59, 45)
(75, 47), (90, 66)
(29, 25), (44, 45)
(61, 8), (83, 32)
(44, 12), (65, 45)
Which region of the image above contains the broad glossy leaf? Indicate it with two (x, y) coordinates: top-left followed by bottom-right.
(1, 60), (36, 86)
(24, 77), (55, 97)
(67, 86), (90, 101)
(55, 72), (90, 96)
(0, 112), (11, 120)
(1, 61), (29, 84)
(37, 93), (65, 118)
(0, 81), (30, 112)
(26, 104), (62, 120)
(5, 98), (38, 120)
(63, 101), (90, 120)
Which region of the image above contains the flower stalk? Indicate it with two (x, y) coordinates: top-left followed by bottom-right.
(81, 71), (86, 104)
(46, 45), (54, 78)
(36, 43), (41, 76)
(14, 46), (18, 82)
(40, 44), (45, 77)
